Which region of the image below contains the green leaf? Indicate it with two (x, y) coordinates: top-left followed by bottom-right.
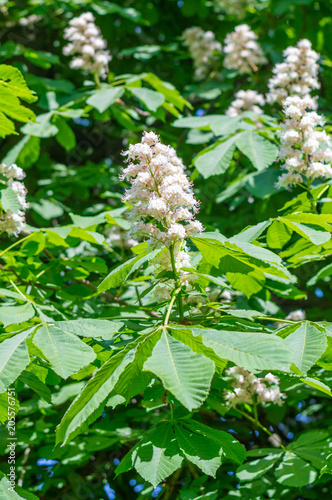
(56, 340), (141, 445)
(183, 419), (246, 464)
(174, 423), (223, 477)
(119, 421), (183, 487)
(0, 65), (37, 103)
(320, 454), (332, 477)
(288, 430), (332, 468)
(129, 87), (165, 112)
(0, 329), (32, 392)
(226, 270), (265, 298)
(307, 262), (332, 287)
(18, 369), (52, 403)
(54, 319), (124, 340)
(0, 187), (20, 214)
(143, 328), (215, 411)
(196, 328), (293, 371)
(236, 131), (277, 171)
(194, 135), (238, 179)
(0, 87), (35, 123)
(274, 453), (317, 487)
(236, 453), (283, 481)
(86, 87), (124, 113)
(0, 303), (35, 327)
(281, 219), (331, 245)
(267, 220), (293, 249)
(21, 112), (58, 138)
(284, 322), (327, 375)
(0, 110), (17, 138)
(3, 135), (40, 167)
(54, 116), (76, 151)
(0, 476), (39, 499)
(98, 248), (161, 292)
(33, 324), (96, 379)
(300, 377), (332, 396)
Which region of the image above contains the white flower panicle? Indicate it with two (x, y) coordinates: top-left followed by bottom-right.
(183, 27), (222, 81)
(120, 131), (204, 246)
(267, 39), (320, 105)
(0, 163), (28, 236)
(277, 95), (332, 189)
(223, 24), (267, 74)
(226, 89), (265, 116)
(213, 0), (256, 19)
(225, 366), (286, 406)
(286, 309), (306, 321)
(63, 12), (111, 78)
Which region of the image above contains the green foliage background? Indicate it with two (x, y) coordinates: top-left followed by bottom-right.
(0, 0), (332, 499)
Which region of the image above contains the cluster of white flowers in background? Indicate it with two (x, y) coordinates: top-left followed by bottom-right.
(223, 24), (266, 74)
(0, 163), (28, 236)
(226, 89), (265, 116)
(213, 0), (256, 19)
(105, 227), (138, 249)
(225, 366), (286, 406)
(267, 39), (320, 105)
(63, 12), (111, 78)
(183, 27), (222, 81)
(277, 95), (332, 189)
(286, 309), (306, 321)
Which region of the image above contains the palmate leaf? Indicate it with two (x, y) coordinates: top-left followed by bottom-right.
(236, 453), (283, 481)
(274, 453), (317, 487)
(193, 135), (239, 179)
(54, 319), (124, 340)
(0, 64), (37, 103)
(0, 187), (20, 214)
(288, 430), (332, 469)
(174, 424), (222, 477)
(33, 324), (96, 379)
(284, 322), (327, 375)
(0, 111), (17, 137)
(56, 334), (156, 446)
(281, 219), (331, 245)
(266, 220), (293, 249)
(143, 328), (215, 411)
(236, 131), (277, 171)
(0, 391), (19, 424)
(0, 329), (33, 392)
(184, 420), (246, 464)
(98, 247), (161, 292)
(193, 328), (294, 372)
(129, 87), (165, 112)
(116, 421), (184, 487)
(86, 86), (124, 113)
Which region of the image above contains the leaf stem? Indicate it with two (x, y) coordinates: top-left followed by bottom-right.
(236, 408), (287, 451)
(169, 243), (184, 321)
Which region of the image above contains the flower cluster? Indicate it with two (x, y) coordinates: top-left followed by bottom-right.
(226, 89), (265, 116)
(105, 227), (138, 249)
(183, 27), (222, 81)
(286, 309), (306, 321)
(223, 24), (266, 74)
(277, 95), (332, 189)
(213, 0), (256, 19)
(225, 366), (286, 406)
(63, 12), (111, 79)
(120, 131), (203, 246)
(0, 163), (28, 236)
(267, 39), (320, 105)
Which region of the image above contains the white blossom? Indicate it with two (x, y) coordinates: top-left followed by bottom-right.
(183, 27), (222, 81)
(213, 0), (257, 19)
(223, 24), (267, 74)
(63, 12), (111, 79)
(0, 163), (28, 236)
(226, 89), (265, 116)
(277, 96), (332, 189)
(120, 131), (203, 246)
(267, 39), (320, 105)
(225, 366), (286, 406)
(286, 309), (306, 321)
